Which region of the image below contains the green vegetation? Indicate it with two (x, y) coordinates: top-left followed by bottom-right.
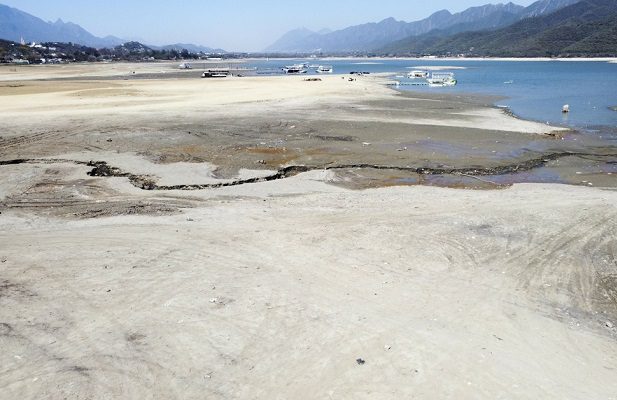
(0, 40), (224, 64)
(379, 0), (617, 57)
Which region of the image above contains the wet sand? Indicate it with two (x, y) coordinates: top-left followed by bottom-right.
(1, 62), (616, 399)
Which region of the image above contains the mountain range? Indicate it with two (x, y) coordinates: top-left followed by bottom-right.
(1, 1), (614, 57)
(0, 4), (124, 48)
(0, 3), (222, 52)
(379, 0), (617, 56)
(265, 0), (578, 53)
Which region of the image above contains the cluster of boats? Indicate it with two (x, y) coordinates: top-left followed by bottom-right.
(194, 63), (456, 86)
(408, 70), (457, 87)
(282, 63), (333, 74)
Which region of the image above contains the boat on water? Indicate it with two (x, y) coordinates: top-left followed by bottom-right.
(316, 65), (333, 74)
(408, 70), (429, 78)
(427, 72), (457, 87)
(282, 64), (308, 74)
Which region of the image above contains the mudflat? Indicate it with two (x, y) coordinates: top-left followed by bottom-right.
(1, 62), (616, 399)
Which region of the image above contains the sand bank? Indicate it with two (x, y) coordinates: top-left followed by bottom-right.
(1, 63), (616, 399)
(1, 177), (616, 399)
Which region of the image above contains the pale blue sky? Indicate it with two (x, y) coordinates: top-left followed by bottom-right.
(3, 0), (538, 51)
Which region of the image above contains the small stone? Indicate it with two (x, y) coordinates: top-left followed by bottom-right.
(384, 345), (392, 351)
(356, 358), (366, 365)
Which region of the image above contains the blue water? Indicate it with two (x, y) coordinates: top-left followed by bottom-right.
(242, 59), (617, 130)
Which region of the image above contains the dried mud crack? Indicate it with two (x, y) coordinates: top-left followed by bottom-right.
(1, 152), (616, 191)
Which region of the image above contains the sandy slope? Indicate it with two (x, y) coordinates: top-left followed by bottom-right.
(0, 69), (556, 136)
(1, 63), (616, 399)
(1, 177), (616, 399)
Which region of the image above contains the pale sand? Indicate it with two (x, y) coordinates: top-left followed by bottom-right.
(1, 173), (616, 399)
(0, 70), (557, 136)
(0, 63), (616, 399)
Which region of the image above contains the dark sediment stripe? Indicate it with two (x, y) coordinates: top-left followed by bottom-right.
(1, 152), (616, 191)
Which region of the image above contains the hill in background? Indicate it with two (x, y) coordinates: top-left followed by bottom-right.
(379, 0), (617, 57)
(265, 0), (577, 53)
(0, 4), (123, 48)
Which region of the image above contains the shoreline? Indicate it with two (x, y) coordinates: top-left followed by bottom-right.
(1, 68), (614, 189)
(207, 56), (617, 62)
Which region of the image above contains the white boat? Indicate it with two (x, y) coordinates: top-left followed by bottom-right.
(316, 65), (333, 74)
(282, 64), (307, 74)
(408, 70), (429, 78)
(427, 72), (457, 87)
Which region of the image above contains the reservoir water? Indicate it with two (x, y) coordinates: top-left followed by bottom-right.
(245, 59), (617, 131)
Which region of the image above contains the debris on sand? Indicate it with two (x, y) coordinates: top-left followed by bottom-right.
(356, 358), (366, 365)
(87, 161), (125, 177)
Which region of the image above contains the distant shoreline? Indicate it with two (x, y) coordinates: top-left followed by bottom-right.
(239, 56), (617, 63)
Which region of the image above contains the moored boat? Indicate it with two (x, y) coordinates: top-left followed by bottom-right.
(282, 64), (308, 74)
(408, 70), (429, 78)
(427, 72), (457, 87)
(316, 65), (333, 74)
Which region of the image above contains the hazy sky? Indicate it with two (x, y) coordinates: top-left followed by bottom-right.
(4, 0), (539, 51)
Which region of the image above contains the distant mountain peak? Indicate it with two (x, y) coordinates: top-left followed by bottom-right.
(521, 0), (578, 18)
(0, 5), (124, 47)
(379, 0), (617, 57)
(266, 0), (579, 53)
(379, 17), (398, 23)
(431, 9), (453, 17)
(0, 4), (222, 51)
